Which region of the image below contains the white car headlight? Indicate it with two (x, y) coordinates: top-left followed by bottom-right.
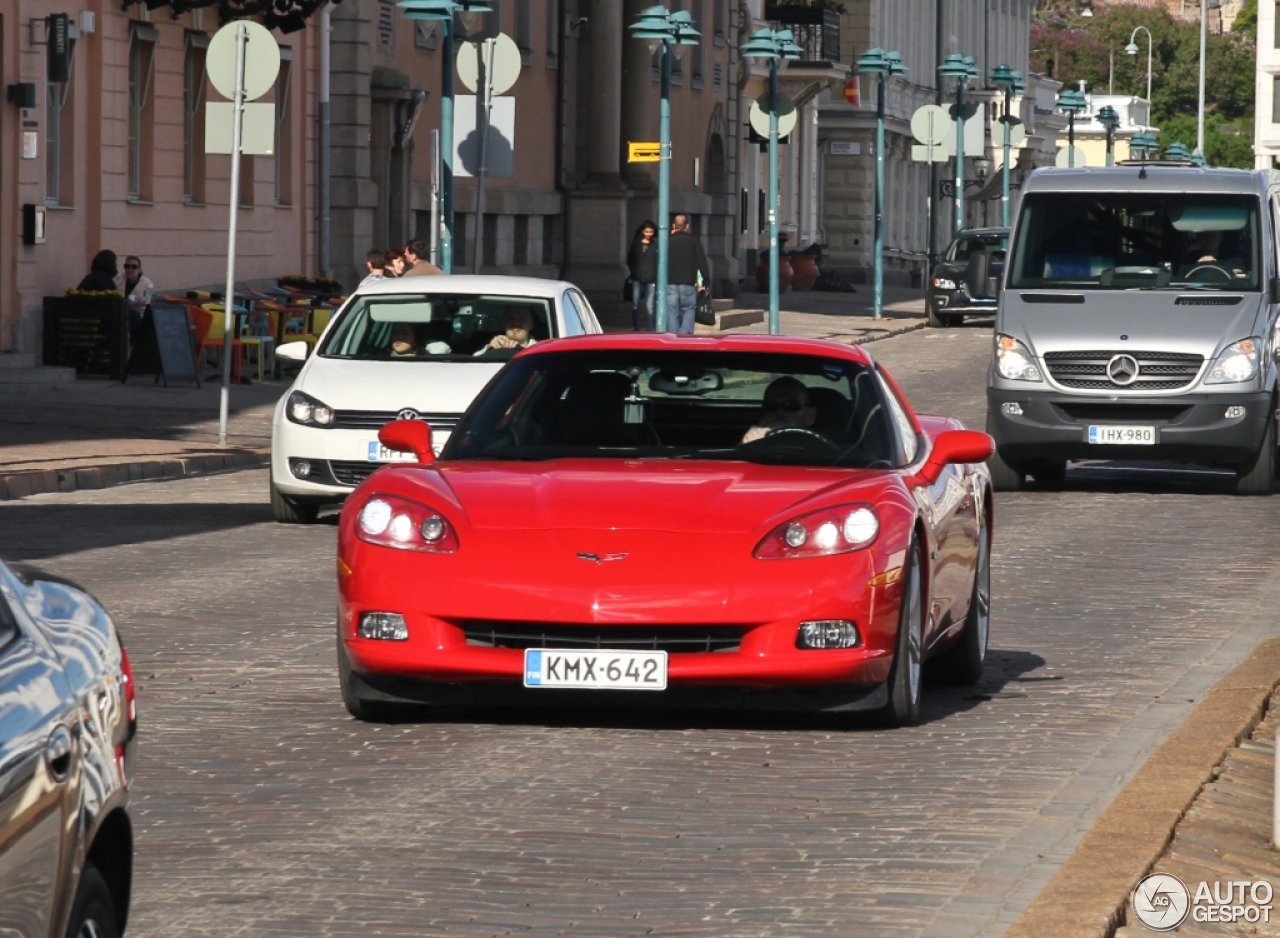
(286, 391), (336, 427)
(1205, 338), (1261, 385)
(995, 335), (1043, 382)
(932, 277), (956, 290)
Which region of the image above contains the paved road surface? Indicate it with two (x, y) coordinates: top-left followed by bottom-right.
(6, 324), (1280, 937)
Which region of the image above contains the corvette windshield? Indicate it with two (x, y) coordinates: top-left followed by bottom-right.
(1008, 192), (1261, 291)
(441, 349), (905, 469)
(318, 293), (556, 361)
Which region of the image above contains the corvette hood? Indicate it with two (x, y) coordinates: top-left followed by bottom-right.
(434, 459), (876, 533)
(299, 357), (502, 412)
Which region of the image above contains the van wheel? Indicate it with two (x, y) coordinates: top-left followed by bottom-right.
(1235, 410), (1276, 496)
(987, 450), (1025, 491)
(926, 303), (958, 328)
(271, 482), (320, 523)
(1030, 462), (1067, 487)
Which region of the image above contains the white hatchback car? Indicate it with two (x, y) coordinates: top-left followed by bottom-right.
(270, 275), (603, 522)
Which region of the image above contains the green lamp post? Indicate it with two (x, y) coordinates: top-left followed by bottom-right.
(938, 54), (979, 235)
(1164, 141), (1191, 161)
(631, 6), (701, 332)
(1129, 131), (1158, 160)
(1096, 105), (1120, 167)
(1056, 88), (1086, 167)
(856, 48), (906, 321)
(743, 27), (803, 334)
(1191, 151), (1209, 167)
(396, 0), (493, 274)
(989, 64), (1025, 228)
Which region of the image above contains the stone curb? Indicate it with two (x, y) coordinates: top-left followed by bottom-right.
(0, 449), (269, 502)
(1004, 637), (1280, 938)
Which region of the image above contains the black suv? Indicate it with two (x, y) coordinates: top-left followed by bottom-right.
(0, 560), (137, 938)
(926, 227), (1008, 327)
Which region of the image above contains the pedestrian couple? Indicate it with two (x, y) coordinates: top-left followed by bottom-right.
(358, 240), (443, 289)
(626, 214), (710, 334)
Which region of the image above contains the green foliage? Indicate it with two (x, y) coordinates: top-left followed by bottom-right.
(1233, 0), (1258, 40)
(1031, 5), (1255, 166)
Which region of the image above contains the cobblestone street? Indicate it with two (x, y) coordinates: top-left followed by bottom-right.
(6, 325), (1280, 937)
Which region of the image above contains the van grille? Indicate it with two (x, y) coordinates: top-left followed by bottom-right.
(460, 621), (746, 653)
(1044, 350), (1203, 391)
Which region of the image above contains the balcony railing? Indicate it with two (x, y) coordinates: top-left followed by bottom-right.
(763, 5), (841, 65)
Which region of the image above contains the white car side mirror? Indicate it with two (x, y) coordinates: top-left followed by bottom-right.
(277, 341), (310, 363)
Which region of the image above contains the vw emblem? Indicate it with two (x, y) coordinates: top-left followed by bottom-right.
(1106, 354), (1140, 386)
(397, 408), (421, 421)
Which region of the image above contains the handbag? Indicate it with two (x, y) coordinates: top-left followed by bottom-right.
(622, 276), (634, 301)
(694, 290), (716, 326)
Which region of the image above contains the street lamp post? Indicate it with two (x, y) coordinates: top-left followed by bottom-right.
(1165, 141), (1191, 161)
(938, 54), (978, 236)
(989, 64), (1025, 228)
(1096, 105), (1120, 166)
(1124, 26), (1153, 111)
(631, 7), (701, 333)
(856, 48), (907, 322)
(397, 0), (493, 274)
(1196, 0), (1206, 155)
(743, 27), (802, 334)
(1056, 88), (1086, 167)
(1130, 130), (1157, 160)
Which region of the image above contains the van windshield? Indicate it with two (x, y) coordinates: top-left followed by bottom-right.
(318, 294), (557, 361)
(1008, 192), (1260, 291)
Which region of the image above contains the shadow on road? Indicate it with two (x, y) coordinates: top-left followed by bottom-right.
(0, 501), (278, 561)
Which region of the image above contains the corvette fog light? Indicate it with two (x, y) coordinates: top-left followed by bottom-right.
(1225, 405), (1246, 419)
(358, 612), (408, 641)
(290, 459), (312, 478)
(797, 620), (860, 649)
(1001, 402), (1023, 416)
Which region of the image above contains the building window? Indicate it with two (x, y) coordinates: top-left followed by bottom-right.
(46, 37), (77, 206)
(1274, 76), (1280, 123)
(184, 33), (208, 204)
(545, 0), (559, 68)
(713, 0), (726, 45)
(514, 214), (529, 266)
(1274, 1), (1280, 48)
(516, 0), (533, 63)
(377, 0), (396, 52)
(671, 0), (684, 81)
(127, 24), (159, 201)
(483, 213), (498, 267)
(692, 0), (704, 87)
(274, 54), (293, 206)
(542, 214), (558, 266)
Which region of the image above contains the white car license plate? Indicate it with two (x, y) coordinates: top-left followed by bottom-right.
(366, 441), (419, 463)
(523, 649), (667, 691)
(1087, 425), (1156, 445)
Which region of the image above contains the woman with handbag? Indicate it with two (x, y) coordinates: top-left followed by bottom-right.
(626, 220), (658, 331)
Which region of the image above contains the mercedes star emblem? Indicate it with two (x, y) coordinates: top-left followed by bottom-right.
(1106, 354), (1140, 386)
(397, 408), (421, 421)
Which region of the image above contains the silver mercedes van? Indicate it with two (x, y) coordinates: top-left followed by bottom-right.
(986, 165), (1279, 494)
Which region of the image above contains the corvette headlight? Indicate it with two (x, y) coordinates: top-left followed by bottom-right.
(995, 334), (1043, 382)
(1205, 338), (1261, 385)
(755, 504), (878, 559)
(932, 277), (956, 290)
(287, 390), (335, 427)
(355, 494), (458, 552)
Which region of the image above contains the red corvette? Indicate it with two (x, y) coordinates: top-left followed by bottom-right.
(336, 334), (994, 727)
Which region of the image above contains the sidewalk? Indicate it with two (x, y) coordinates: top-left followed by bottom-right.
(0, 377), (280, 500)
(699, 283), (928, 343)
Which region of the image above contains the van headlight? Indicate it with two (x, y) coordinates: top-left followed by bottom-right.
(286, 390), (336, 427)
(1205, 338), (1261, 385)
(995, 335), (1043, 382)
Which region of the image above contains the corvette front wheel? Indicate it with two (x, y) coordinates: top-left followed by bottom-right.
(338, 636), (416, 722)
(929, 517), (990, 685)
(880, 540), (924, 727)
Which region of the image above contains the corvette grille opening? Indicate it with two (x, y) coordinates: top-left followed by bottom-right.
(460, 621), (746, 653)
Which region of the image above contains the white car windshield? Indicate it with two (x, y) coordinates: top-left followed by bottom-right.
(1009, 193), (1261, 291)
(319, 293), (557, 361)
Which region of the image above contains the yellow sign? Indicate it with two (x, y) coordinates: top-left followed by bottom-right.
(628, 142), (662, 163)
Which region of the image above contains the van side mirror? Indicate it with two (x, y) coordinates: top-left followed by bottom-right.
(378, 419), (435, 465)
(1269, 278), (1280, 305)
(966, 251), (992, 300)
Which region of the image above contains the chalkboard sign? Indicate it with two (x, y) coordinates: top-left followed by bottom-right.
(124, 304), (201, 388)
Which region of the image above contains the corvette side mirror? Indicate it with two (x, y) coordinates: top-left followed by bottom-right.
(917, 429), (994, 484)
(378, 419), (435, 465)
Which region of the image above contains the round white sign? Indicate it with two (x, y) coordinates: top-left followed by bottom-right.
(910, 105), (950, 146)
(456, 33), (522, 97)
(1055, 145), (1087, 168)
(207, 21), (281, 103)
(749, 93), (798, 139)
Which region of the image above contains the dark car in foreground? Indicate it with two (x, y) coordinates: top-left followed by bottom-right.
(926, 227), (1008, 327)
(0, 560), (137, 938)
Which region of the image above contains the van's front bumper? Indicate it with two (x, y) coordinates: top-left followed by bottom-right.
(987, 387), (1273, 468)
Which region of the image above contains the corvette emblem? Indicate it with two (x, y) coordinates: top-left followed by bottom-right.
(577, 552), (629, 564)
(397, 408), (421, 421)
